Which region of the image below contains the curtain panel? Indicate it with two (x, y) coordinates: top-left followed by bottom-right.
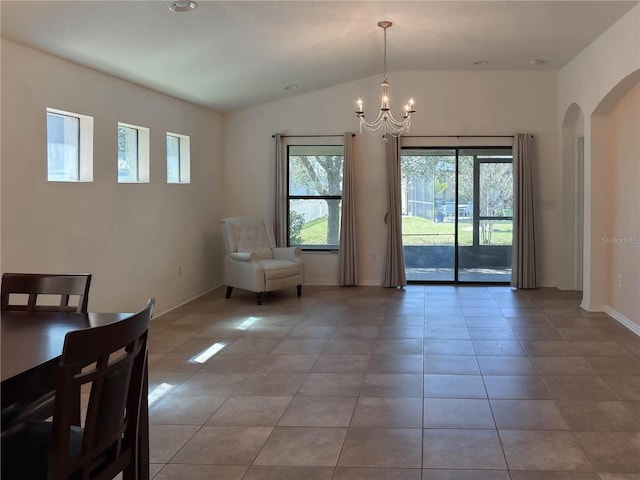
(274, 133), (288, 247)
(338, 133), (358, 286)
(383, 136), (407, 288)
(511, 133), (538, 288)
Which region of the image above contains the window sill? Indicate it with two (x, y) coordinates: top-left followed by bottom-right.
(298, 248), (339, 254)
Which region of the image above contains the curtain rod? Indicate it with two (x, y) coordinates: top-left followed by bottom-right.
(273, 134), (528, 138)
(404, 135), (515, 138)
(274, 134), (523, 139)
(272, 134), (355, 138)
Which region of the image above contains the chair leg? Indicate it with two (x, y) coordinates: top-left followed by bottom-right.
(225, 286), (233, 299)
(297, 285), (302, 297)
(256, 292), (262, 305)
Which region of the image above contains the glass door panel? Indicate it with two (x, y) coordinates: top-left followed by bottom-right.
(401, 149), (456, 281)
(401, 146), (513, 283)
(458, 150), (513, 282)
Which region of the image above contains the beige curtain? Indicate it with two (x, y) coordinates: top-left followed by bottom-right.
(511, 133), (538, 288)
(383, 136), (407, 288)
(274, 133), (287, 247)
(339, 133), (357, 285)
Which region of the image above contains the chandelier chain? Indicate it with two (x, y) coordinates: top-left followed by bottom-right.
(383, 26), (388, 83)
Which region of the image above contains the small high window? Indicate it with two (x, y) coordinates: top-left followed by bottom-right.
(166, 133), (190, 184)
(117, 122), (150, 183)
(46, 108), (93, 182)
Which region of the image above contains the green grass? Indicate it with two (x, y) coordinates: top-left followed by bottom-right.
(299, 215), (333, 244)
(297, 215), (512, 246)
(402, 216), (512, 246)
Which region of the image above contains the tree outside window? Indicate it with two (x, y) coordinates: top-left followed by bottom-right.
(288, 145), (344, 249)
(118, 125), (138, 182)
(400, 149), (513, 246)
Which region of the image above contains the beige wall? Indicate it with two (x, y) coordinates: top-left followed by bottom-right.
(223, 70), (559, 286)
(558, 5), (640, 327)
(1, 39), (224, 314)
(601, 83), (640, 328)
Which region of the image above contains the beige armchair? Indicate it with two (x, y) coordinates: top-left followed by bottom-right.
(219, 216), (304, 305)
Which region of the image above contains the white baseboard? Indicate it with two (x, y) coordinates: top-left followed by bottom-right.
(539, 280), (558, 288)
(580, 301), (605, 312)
(153, 284), (220, 319)
(604, 305), (640, 336)
(305, 279), (340, 286)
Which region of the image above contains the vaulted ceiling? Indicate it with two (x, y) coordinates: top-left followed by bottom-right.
(1, 1), (637, 111)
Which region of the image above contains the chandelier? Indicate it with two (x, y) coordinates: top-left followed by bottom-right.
(356, 21), (415, 139)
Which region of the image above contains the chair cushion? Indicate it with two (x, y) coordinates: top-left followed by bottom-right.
(260, 259), (301, 281)
(232, 223), (273, 260)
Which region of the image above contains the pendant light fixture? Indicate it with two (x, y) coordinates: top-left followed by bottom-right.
(356, 21), (415, 140)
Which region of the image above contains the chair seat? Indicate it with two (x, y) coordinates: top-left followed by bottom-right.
(261, 259), (301, 281)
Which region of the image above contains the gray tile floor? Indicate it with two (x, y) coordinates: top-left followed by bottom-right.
(146, 285), (640, 480)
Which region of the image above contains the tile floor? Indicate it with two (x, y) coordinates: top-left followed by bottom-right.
(146, 285), (640, 480)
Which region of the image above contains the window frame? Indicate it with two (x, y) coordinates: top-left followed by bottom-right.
(117, 122), (150, 184)
(166, 132), (191, 184)
(287, 144), (344, 251)
(468, 151), (514, 247)
(46, 107), (93, 182)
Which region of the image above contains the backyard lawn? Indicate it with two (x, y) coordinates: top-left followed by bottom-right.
(297, 216), (336, 245)
(402, 216), (512, 245)
(297, 215), (512, 246)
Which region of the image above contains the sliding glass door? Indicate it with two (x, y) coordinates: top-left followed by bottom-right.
(401, 147), (513, 283)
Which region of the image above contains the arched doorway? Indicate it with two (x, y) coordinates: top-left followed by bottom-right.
(560, 103), (585, 291)
(590, 70), (640, 327)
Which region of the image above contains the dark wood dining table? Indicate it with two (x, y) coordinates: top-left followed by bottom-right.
(1, 310), (150, 480)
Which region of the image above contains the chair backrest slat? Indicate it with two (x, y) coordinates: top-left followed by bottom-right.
(0, 273), (92, 313)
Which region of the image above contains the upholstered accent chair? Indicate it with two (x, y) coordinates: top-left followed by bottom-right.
(219, 216), (304, 305)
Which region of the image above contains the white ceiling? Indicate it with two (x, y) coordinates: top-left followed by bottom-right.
(1, 1), (637, 112)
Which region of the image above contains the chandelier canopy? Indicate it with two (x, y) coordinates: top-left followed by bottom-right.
(356, 21), (415, 140)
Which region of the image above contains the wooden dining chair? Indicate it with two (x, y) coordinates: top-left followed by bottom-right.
(1, 298), (154, 480)
(1, 273), (92, 313)
(1, 273), (93, 431)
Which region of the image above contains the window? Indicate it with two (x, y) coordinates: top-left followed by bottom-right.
(46, 108), (93, 182)
(288, 145), (343, 249)
(166, 133), (190, 184)
(477, 158), (514, 246)
(117, 123), (150, 183)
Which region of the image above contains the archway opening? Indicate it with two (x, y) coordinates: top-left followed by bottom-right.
(560, 103), (585, 291)
(590, 69), (640, 327)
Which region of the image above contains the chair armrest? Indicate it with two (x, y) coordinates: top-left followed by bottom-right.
(272, 247), (302, 262)
(229, 252), (259, 262)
